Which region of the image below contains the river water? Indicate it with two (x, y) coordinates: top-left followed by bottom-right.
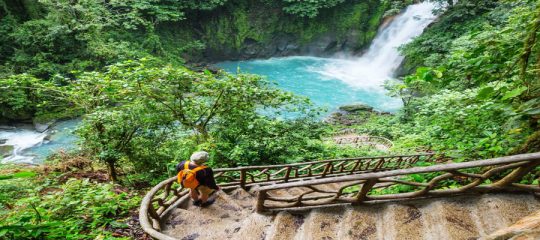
(218, 2), (437, 113)
(0, 2), (437, 164)
(0, 119), (80, 164)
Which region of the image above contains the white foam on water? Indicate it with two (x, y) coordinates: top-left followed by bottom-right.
(314, 2), (438, 91)
(0, 128), (48, 164)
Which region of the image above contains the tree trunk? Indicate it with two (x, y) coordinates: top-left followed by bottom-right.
(519, 6), (540, 84)
(194, 125), (209, 143)
(107, 159), (118, 182)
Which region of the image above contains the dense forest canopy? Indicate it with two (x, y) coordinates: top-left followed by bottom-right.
(0, 0), (398, 80)
(1, 0), (540, 239)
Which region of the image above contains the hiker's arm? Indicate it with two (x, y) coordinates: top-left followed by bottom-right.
(205, 168), (219, 190)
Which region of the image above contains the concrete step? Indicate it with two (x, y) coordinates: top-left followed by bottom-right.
(231, 213), (273, 239)
(184, 191), (250, 222)
(474, 194), (539, 235)
(384, 203), (427, 240)
(266, 211), (305, 240)
(163, 208), (242, 240)
(423, 199), (479, 239)
(162, 184), (540, 240)
(293, 207), (345, 240)
(337, 206), (382, 240)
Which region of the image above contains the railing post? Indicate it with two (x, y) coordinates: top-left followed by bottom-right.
(350, 160), (361, 174)
(284, 166), (292, 182)
(374, 158), (385, 170)
(256, 190), (268, 213)
(321, 163), (332, 178)
(396, 156), (403, 168)
(355, 178), (377, 204)
(148, 204), (161, 230)
(240, 169), (246, 189)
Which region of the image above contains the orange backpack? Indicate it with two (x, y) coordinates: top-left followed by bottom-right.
(177, 161), (207, 189)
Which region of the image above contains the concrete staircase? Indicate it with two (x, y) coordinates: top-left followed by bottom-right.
(162, 186), (540, 240)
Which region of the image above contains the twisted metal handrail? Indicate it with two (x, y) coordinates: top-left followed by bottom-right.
(255, 152), (540, 212)
(139, 153), (434, 239)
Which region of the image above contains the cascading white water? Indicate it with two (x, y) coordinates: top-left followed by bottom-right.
(0, 119), (80, 164)
(316, 2), (438, 89)
(1, 2), (439, 165)
(0, 128), (48, 164)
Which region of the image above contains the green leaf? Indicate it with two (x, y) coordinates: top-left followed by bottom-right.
(0, 174), (13, 180)
(410, 174), (425, 182)
(501, 86), (527, 100)
(477, 86), (494, 99)
(13, 171), (37, 178)
(523, 108), (540, 116)
(433, 70), (443, 78)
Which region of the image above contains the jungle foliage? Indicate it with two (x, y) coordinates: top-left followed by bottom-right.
(374, 0), (540, 159)
(0, 0), (390, 88)
(2, 0), (540, 239)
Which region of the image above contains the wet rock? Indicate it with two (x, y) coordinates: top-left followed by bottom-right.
(323, 111), (370, 126)
(0, 126), (16, 130)
(0, 145), (14, 158)
(339, 103), (374, 113)
(33, 120), (55, 133)
(0, 139), (7, 144)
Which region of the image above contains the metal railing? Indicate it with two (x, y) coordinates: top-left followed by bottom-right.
(255, 152), (540, 212)
(139, 153), (434, 239)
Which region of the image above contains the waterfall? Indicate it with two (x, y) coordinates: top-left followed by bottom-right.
(316, 2), (438, 90)
(0, 119), (80, 164)
(0, 128), (48, 164)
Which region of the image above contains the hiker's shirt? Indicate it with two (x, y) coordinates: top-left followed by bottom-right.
(176, 161), (219, 190)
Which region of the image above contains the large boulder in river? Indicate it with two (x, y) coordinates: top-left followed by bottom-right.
(339, 103), (374, 113)
(0, 145), (14, 158)
(33, 120), (56, 133)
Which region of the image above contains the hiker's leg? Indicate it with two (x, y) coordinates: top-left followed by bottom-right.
(200, 192), (209, 203)
(190, 188), (199, 201)
(198, 185), (214, 203)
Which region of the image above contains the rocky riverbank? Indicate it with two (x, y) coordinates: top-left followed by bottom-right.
(0, 119), (80, 164)
(324, 103), (392, 126)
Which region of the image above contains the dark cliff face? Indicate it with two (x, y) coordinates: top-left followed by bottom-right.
(201, 29), (369, 62)
(156, 0), (389, 63)
(2, 0), (390, 65)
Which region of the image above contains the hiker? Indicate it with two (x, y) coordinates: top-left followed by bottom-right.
(176, 151), (220, 207)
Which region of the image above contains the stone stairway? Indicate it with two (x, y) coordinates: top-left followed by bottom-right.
(162, 186), (540, 240)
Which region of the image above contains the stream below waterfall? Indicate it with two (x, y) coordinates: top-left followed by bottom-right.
(218, 2), (436, 113)
(0, 2), (437, 165)
(0, 119), (80, 164)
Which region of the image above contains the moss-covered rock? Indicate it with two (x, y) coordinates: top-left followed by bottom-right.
(157, 0), (390, 62)
(339, 103), (374, 113)
(0, 145), (14, 158)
